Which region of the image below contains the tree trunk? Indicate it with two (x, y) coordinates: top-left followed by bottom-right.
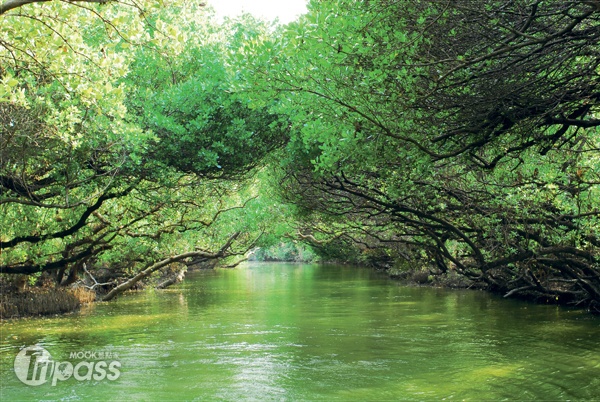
(102, 232), (239, 301)
(155, 268), (186, 290)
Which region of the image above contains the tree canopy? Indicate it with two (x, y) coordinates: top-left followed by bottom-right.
(2, 0), (600, 312)
(0, 1), (290, 296)
(241, 0), (600, 311)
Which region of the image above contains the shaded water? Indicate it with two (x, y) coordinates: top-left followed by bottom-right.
(1, 263), (599, 400)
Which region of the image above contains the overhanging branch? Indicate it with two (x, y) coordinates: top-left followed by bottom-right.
(0, 186), (132, 249)
(102, 232), (241, 301)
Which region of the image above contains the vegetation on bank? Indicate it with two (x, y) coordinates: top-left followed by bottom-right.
(250, 242), (319, 263)
(1, 0), (599, 315)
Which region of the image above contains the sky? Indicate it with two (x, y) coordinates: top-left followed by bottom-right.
(208, 0), (309, 24)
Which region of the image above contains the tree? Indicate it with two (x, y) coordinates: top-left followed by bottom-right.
(245, 0), (600, 310)
(0, 2), (290, 299)
(1, 0), (159, 279)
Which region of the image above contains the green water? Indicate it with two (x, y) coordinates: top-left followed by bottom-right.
(1, 263), (599, 401)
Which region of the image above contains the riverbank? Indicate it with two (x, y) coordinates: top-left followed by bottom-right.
(0, 284), (95, 319)
(386, 265), (600, 314)
(0, 261), (214, 320)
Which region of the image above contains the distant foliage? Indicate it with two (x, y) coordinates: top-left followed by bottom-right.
(251, 242), (318, 263)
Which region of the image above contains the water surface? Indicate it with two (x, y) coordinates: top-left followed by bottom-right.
(1, 263), (599, 400)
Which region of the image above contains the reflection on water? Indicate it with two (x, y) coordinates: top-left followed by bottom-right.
(1, 263), (599, 400)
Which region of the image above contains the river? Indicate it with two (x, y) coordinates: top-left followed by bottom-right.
(1, 263), (599, 400)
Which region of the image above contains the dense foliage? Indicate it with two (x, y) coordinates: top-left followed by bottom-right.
(0, 1), (290, 295)
(244, 0), (600, 310)
(2, 0), (600, 312)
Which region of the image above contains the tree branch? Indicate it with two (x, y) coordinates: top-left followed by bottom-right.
(0, 186), (132, 249)
(102, 232), (241, 301)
